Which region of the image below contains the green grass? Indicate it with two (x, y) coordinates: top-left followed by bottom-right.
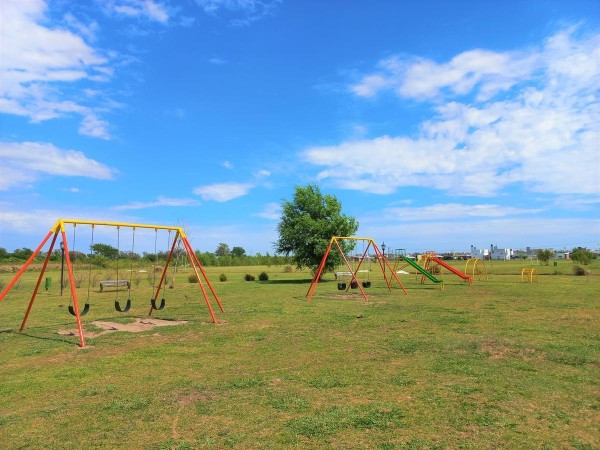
(0, 260), (599, 448)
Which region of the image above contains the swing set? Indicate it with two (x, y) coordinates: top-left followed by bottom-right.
(0, 219), (224, 348)
(306, 236), (408, 302)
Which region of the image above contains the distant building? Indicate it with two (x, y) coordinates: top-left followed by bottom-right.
(490, 244), (513, 260)
(470, 245), (489, 259)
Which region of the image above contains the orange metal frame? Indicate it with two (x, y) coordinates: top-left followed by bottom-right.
(306, 236), (408, 302)
(0, 219), (224, 347)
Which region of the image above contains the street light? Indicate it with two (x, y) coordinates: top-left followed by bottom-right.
(60, 241), (65, 296)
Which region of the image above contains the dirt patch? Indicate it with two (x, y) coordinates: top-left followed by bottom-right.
(57, 318), (187, 337)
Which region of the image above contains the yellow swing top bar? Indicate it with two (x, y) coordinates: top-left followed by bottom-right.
(52, 219), (187, 238)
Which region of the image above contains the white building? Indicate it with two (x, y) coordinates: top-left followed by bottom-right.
(469, 245), (489, 259)
(470, 244), (513, 260)
(490, 244), (513, 260)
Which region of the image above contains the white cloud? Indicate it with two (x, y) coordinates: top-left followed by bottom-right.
(193, 182), (253, 201)
(254, 202), (281, 220)
(222, 160), (234, 169)
(256, 169), (271, 177)
(0, 141), (114, 190)
(114, 196), (201, 210)
(113, 195), (200, 211)
(110, 0), (170, 23)
(378, 203), (543, 222)
(358, 217), (600, 253)
(195, 0), (280, 26)
(308, 28), (600, 197)
(0, 0), (112, 138)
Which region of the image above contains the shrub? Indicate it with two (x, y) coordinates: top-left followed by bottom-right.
(244, 274), (255, 281)
(284, 265), (293, 273)
(188, 273), (199, 283)
(573, 265), (590, 276)
(219, 273), (227, 282)
(258, 271), (269, 281)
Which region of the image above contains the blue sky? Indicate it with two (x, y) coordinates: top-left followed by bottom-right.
(1, 0), (599, 255)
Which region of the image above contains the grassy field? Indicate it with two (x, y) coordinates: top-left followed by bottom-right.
(0, 259), (598, 449)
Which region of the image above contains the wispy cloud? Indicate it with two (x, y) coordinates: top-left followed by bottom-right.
(193, 182), (253, 201)
(0, 141), (115, 191)
(108, 0), (170, 23)
(377, 203), (544, 222)
(195, 0), (281, 26)
(0, 0), (113, 139)
(114, 196), (201, 210)
(306, 27), (600, 198)
(254, 202), (281, 220)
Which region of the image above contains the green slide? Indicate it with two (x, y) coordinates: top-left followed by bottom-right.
(401, 256), (443, 284)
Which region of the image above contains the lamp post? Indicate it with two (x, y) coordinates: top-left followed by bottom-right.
(60, 241), (65, 296)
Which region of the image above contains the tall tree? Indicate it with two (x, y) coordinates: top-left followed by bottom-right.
(231, 246), (246, 258)
(276, 184), (358, 275)
(215, 243), (230, 257)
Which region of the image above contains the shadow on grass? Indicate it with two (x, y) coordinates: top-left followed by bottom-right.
(2, 329), (79, 346)
(263, 279), (314, 285)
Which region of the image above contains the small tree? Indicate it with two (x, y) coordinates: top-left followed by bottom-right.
(275, 184), (358, 275)
(536, 249), (553, 266)
(91, 243), (119, 260)
(571, 248), (594, 265)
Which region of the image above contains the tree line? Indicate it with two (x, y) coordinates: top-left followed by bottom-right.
(0, 243), (292, 267)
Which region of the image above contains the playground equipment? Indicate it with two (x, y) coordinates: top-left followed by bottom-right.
(423, 252), (473, 285)
(306, 236), (408, 302)
(391, 249), (444, 289)
(0, 219), (224, 347)
(465, 258), (488, 282)
(521, 268), (539, 283)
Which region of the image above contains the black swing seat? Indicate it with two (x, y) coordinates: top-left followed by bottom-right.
(151, 298), (166, 310)
(350, 281), (359, 289)
(68, 303), (90, 316)
(337, 282), (347, 290)
(362, 281), (371, 288)
(115, 299), (131, 313)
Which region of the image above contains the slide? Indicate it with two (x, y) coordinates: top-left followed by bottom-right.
(402, 256), (443, 284)
(431, 256), (473, 285)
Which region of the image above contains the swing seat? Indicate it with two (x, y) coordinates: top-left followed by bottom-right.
(151, 298), (166, 310)
(362, 281), (371, 288)
(350, 281), (359, 289)
(68, 303), (90, 316)
(337, 282), (346, 290)
(115, 299), (131, 313)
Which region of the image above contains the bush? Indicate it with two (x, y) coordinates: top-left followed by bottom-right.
(573, 265), (590, 276)
(283, 265), (293, 273)
(244, 274), (255, 281)
(258, 271), (269, 281)
(188, 273), (198, 283)
(219, 273), (227, 282)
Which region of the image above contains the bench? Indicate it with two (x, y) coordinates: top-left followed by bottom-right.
(99, 279), (131, 292)
(334, 269), (369, 280)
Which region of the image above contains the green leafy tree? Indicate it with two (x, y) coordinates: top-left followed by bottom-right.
(571, 247), (594, 265)
(0, 247), (9, 259)
(11, 248), (34, 260)
(231, 246), (246, 258)
(90, 243), (119, 259)
(215, 243), (230, 257)
(275, 184), (358, 275)
(536, 249), (553, 265)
